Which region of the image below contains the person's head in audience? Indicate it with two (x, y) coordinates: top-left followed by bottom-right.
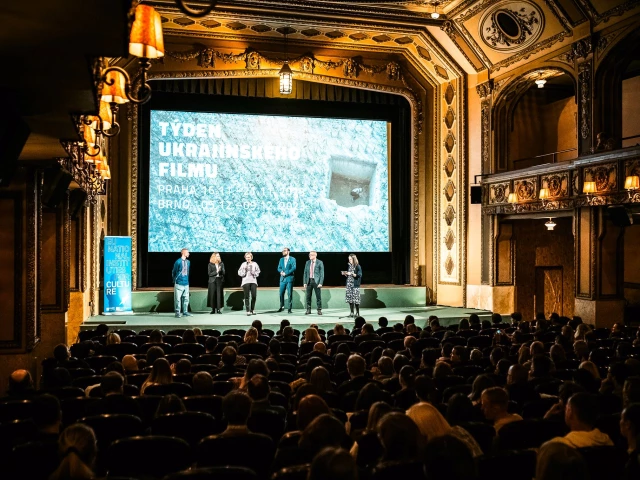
(378, 317), (388, 328)
(297, 394), (331, 430)
(313, 342), (327, 355)
(403, 335), (416, 350)
(53, 344), (71, 363)
(247, 374), (270, 402)
(8, 369), (34, 396)
(480, 387), (511, 423)
(489, 347), (504, 366)
(371, 347), (384, 365)
(182, 329), (196, 344)
(304, 357), (324, 380)
(481, 320), (492, 330)
(242, 359), (270, 388)
(226, 341), (240, 353)
(393, 323), (404, 333)
(101, 371), (124, 396)
(406, 323), (418, 335)
(304, 327), (322, 344)
(222, 391), (252, 426)
(510, 312), (523, 324)
(535, 441), (588, 480)
(146, 358), (172, 386)
(310, 366), (333, 393)
(366, 401), (393, 431)
(377, 356), (394, 377)
(334, 353), (348, 372)
(469, 374), (496, 404)
(450, 345), (468, 364)
(221, 346), (237, 367)
(529, 341), (545, 357)
(550, 345), (566, 366)
(146, 346), (165, 365)
(354, 316), (366, 331)
(361, 323), (375, 335)
(244, 327), (259, 344)
(495, 359), (511, 376)
(459, 318), (470, 331)
(579, 360), (600, 380)
(149, 329), (163, 344)
(205, 336), (217, 353)
(106, 332), (121, 345)
(122, 355), (138, 372)
(573, 340), (589, 361)
(268, 339), (281, 357)
(470, 349), (483, 362)
(282, 326), (295, 341)
(32, 394), (62, 434)
(429, 316), (441, 330)
(392, 354), (410, 375)
(299, 414), (346, 458)
(556, 382), (585, 413)
(155, 394), (185, 417)
(193, 327), (203, 337)
(433, 361), (453, 379)
(530, 355), (554, 378)
(174, 358), (191, 375)
(49, 424), (97, 480)
(96, 324), (109, 336)
(555, 334), (572, 353)
(355, 382), (387, 412)
(137, 359), (147, 369)
(251, 319), (262, 335)
(192, 371), (214, 395)
(279, 319), (290, 333)
(507, 364), (528, 385)
(308, 447), (358, 480)
(517, 345), (532, 365)
(294, 383), (319, 412)
(492, 313), (503, 325)
(620, 403), (640, 453)
(333, 323), (346, 336)
(607, 362), (630, 392)
(347, 354), (366, 379)
(415, 375), (436, 404)
(424, 434), (478, 480)
(378, 412), (423, 462)
(404, 315), (415, 327)
(623, 376), (640, 408)
(440, 343), (454, 360)
(399, 365), (416, 390)
(468, 314), (480, 329)
(574, 324), (590, 341)
(446, 393), (475, 426)
(564, 392), (599, 431)
(336, 343), (351, 356)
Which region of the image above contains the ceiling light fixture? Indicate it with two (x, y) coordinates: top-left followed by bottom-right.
(279, 30), (293, 95)
(535, 79), (546, 88)
(545, 218), (556, 231)
(175, 0), (218, 18)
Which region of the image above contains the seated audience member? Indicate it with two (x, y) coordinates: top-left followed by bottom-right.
(251, 320), (263, 336)
(106, 332), (121, 345)
(237, 358), (270, 390)
(85, 372), (142, 417)
(620, 403), (640, 455)
(377, 317), (392, 335)
(383, 354), (410, 395)
(510, 312), (523, 325)
(573, 340), (590, 362)
(193, 327), (203, 337)
(43, 367), (73, 390)
(543, 381), (585, 423)
(302, 342), (331, 363)
(333, 323), (347, 336)
(141, 358), (173, 394)
(308, 447), (358, 480)
(601, 362), (630, 397)
(550, 345), (568, 369)
(574, 324), (590, 342)
(468, 314), (481, 331)
(450, 345), (469, 365)
(492, 313), (504, 326)
(53, 344), (89, 369)
(351, 402), (393, 467)
(6, 369), (36, 398)
(529, 355), (556, 385)
(338, 355), (371, 397)
(481, 387), (523, 432)
(459, 317), (471, 332)
(424, 434), (478, 480)
(277, 319), (290, 335)
(351, 317), (366, 338)
(406, 323), (418, 336)
(299, 414), (350, 461)
(529, 341), (545, 358)
(404, 314), (416, 328)
(226, 341), (247, 366)
(549, 392), (613, 448)
(376, 412), (423, 463)
(469, 349), (483, 363)
(414, 374), (439, 406)
(446, 393), (477, 426)
(375, 356), (394, 382)
(399, 335), (417, 358)
(182, 329), (197, 344)
(217, 391), (253, 436)
(309, 366), (335, 396)
(248, 374), (286, 418)
(205, 336), (217, 354)
(49, 424), (97, 480)
(355, 323), (379, 344)
(280, 326), (296, 343)
(244, 327), (259, 344)
(121, 354), (138, 372)
(394, 365), (418, 410)
(297, 394), (332, 431)
(469, 374), (496, 406)
(506, 363), (540, 406)
(172, 358), (191, 375)
(623, 376), (640, 408)
(155, 394), (186, 417)
(149, 329), (163, 344)
(192, 371), (215, 395)
(218, 346), (240, 373)
(495, 359), (511, 376)
(535, 440), (588, 480)
(145, 346), (165, 367)
(32, 394), (62, 442)
(429, 316), (444, 332)
(392, 323), (404, 333)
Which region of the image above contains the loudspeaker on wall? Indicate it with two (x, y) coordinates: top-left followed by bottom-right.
(470, 185), (482, 204)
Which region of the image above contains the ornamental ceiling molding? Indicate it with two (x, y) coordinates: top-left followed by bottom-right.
(574, 0), (640, 25)
(492, 66), (567, 105)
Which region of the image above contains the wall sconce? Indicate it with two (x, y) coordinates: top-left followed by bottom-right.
(625, 175), (639, 199)
(545, 218), (556, 231)
(539, 187), (550, 207)
(583, 181), (596, 204)
(535, 79), (546, 88)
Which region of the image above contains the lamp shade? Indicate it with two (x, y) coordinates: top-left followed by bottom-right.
(625, 175), (640, 190)
(89, 102), (113, 131)
(538, 188), (549, 200)
(129, 4), (164, 59)
(101, 70), (128, 104)
(83, 125), (97, 151)
(507, 193), (517, 204)
(583, 181), (596, 194)
(545, 218), (556, 231)
(279, 62), (293, 95)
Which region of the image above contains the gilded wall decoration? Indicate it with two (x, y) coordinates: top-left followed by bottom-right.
(444, 229), (456, 251)
(444, 107), (455, 129)
(575, 0), (640, 25)
(480, 98), (491, 168)
(579, 61), (591, 141)
(584, 162), (617, 192)
(444, 155), (456, 177)
(541, 172), (569, 198)
(514, 176), (538, 202)
(444, 205), (456, 226)
(625, 159), (640, 179)
(489, 182), (510, 204)
(572, 171), (580, 196)
(478, 1), (544, 52)
(445, 254), (455, 276)
(596, 29), (625, 60)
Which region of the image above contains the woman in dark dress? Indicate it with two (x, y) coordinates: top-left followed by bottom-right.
(207, 252), (225, 314)
(343, 253), (362, 318)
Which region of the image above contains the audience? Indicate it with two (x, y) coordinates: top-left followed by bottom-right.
(549, 392), (614, 448)
(49, 424), (97, 480)
(535, 441), (589, 480)
(481, 387), (523, 432)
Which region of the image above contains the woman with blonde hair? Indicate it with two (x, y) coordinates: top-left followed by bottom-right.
(574, 323), (590, 341)
(49, 424), (97, 480)
(106, 332), (121, 345)
(303, 327), (322, 344)
(207, 252), (225, 314)
(244, 327), (259, 344)
(579, 360), (601, 380)
(141, 358), (172, 394)
(238, 252), (260, 316)
(342, 253), (363, 318)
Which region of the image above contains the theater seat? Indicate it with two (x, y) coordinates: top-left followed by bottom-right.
(478, 449), (536, 480)
(248, 410), (286, 442)
(271, 464), (311, 480)
(164, 466), (258, 480)
(84, 355), (119, 373)
(144, 382), (193, 397)
(78, 413), (144, 453)
(197, 433), (275, 478)
(372, 460), (426, 480)
(0, 399), (34, 423)
(183, 395), (223, 418)
(152, 411), (217, 447)
(107, 435), (192, 478)
(458, 422), (495, 455)
(577, 446), (627, 480)
(496, 419), (566, 450)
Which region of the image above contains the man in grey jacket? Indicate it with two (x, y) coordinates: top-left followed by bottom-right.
(303, 250), (324, 315)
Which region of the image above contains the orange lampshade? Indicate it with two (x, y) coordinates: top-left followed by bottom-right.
(129, 4), (164, 59)
(625, 175), (639, 190)
(83, 125), (97, 149)
(101, 70), (128, 104)
(102, 165), (112, 180)
(583, 181), (596, 194)
(98, 101), (113, 130)
(538, 188), (549, 200)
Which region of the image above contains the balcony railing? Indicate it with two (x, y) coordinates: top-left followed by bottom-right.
(512, 148), (578, 170)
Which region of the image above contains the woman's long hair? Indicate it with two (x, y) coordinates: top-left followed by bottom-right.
(141, 357), (172, 393)
(49, 424), (97, 480)
(349, 254), (359, 267)
(304, 328), (322, 344)
(244, 327), (259, 344)
(210, 252), (220, 264)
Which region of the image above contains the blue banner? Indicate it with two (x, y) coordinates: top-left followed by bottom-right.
(103, 236), (133, 314)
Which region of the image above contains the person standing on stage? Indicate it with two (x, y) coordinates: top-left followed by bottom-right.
(172, 248), (192, 318)
(303, 250), (324, 315)
(238, 252), (260, 316)
(207, 252), (225, 314)
(278, 247), (296, 314)
(342, 253), (363, 318)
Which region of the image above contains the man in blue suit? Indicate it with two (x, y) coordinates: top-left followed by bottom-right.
(277, 247), (296, 314)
